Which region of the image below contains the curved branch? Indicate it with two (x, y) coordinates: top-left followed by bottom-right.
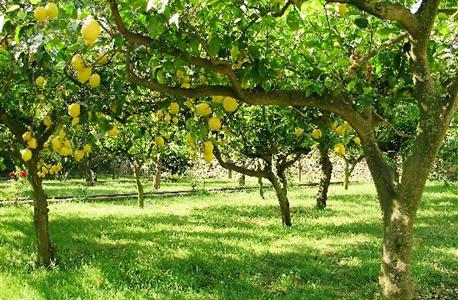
(213, 146), (265, 178)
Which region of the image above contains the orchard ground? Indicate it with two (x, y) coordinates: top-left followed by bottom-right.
(0, 180), (457, 299)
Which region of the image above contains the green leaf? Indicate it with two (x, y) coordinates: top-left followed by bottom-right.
(286, 10), (301, 31)
(354, 18), (368, 29)
(208, 37), (221, 57)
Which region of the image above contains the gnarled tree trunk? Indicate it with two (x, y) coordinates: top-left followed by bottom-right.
(270, 176), (292, 227)
(27, 160), (53, 267)
(316, 147), (332, 209)
(379, 194), (416, 299)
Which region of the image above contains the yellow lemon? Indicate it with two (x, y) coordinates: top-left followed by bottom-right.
(89, 73), (101, 88)
(83, 144), (92, 153)
(71, 54), (85, 71)
(35, 76), (46, 88)
(51, 137), (62, 151)
(203, 151), (214, 163)
(68, 103), (81, 118)
(81, 19), (101, 43)
(22, 131), (32, 142)
(335, 125), (346, 136)
(196, 103), (212, 116)
(176, 70), (184, 79)
(77, 67), (92, 83)
(28, 138), (38, 149)
(21, 149), (32, 162)
(164, 113), (172, 123)
(169, 102), (180, 114)
(295, 128), (304, 137)
(155, 136), (165, 147)
(43, 116), (52, 127)
(354, 137), (361, 145)
(312, 129), (322, 139)
(223, 97), (238, 113)
(45, 3), (59, 19)
(334, 143), (346, 156)
(74, 150), (85, 162)
(107, 126), (119, 137)
(212, 96), (224, 104)
(71, 117), (80, 126)
(343, 122), (352, 131)
(204, 141), (214, 153)
(336, 3), (348, 15)
(208, 117), (222, 131)
(181, 82), (191, 89)
(34, 7), (48, 22)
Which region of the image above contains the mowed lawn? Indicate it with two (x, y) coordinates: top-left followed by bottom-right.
(0, 182), (456, 299)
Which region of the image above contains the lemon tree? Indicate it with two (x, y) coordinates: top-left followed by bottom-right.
(209, 106), (313, 227)
(100, 0), (457, 296)
(0, 0), (123, 266)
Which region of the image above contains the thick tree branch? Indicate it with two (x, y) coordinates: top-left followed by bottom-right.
(0, 107), (28, 141)
(213, 146), (265, 178)
(327, 0), (418, 36)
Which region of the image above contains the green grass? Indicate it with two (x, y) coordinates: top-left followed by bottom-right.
(0, 182), (457, 299)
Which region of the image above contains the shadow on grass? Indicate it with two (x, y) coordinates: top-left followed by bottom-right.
(1, 189), (457, 300)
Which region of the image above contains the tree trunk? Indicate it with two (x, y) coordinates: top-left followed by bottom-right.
(257, 161), (264, 199)
(298, 159), (302, 182)
(133, 162), (144, 208)
(228, 169), (232, 179)
(316, 147), (332, 209)
(80, 162), (95, 186)
(379, 195), (416, 300)
(344, 159), (350, 190)
(238, 173), (246, 186)
(269, 175), (292, 227)
(154, 154), (162, 190)
(27, 160), (53, 267)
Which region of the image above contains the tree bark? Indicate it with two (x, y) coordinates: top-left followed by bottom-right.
(133, 162), (144, 208)
(270, 175), (292, 227)
(379, 194), (416, 300)
(27, 160), (53, 267)
(344, 159), (350, 190)
(80, 162), (95, 186)
(238, 173), (246, 186)
(228, 169), (232, 179)
(316, 147), (332, 209)
(154, 154), (162, 190)
(258, 162), (264, 199)
(298, 159), (302, 182)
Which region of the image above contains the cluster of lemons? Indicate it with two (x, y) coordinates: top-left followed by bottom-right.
(20, 132), (38, 162)
(203, 141), (214, 163)
(37, 160), (62, 178)
(71, 53), (103, 88)
(33, 2), (59, 23)
(176, 70), (192, 89)
(46, 128), (91, 160)
(293, 121), (361, 157)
